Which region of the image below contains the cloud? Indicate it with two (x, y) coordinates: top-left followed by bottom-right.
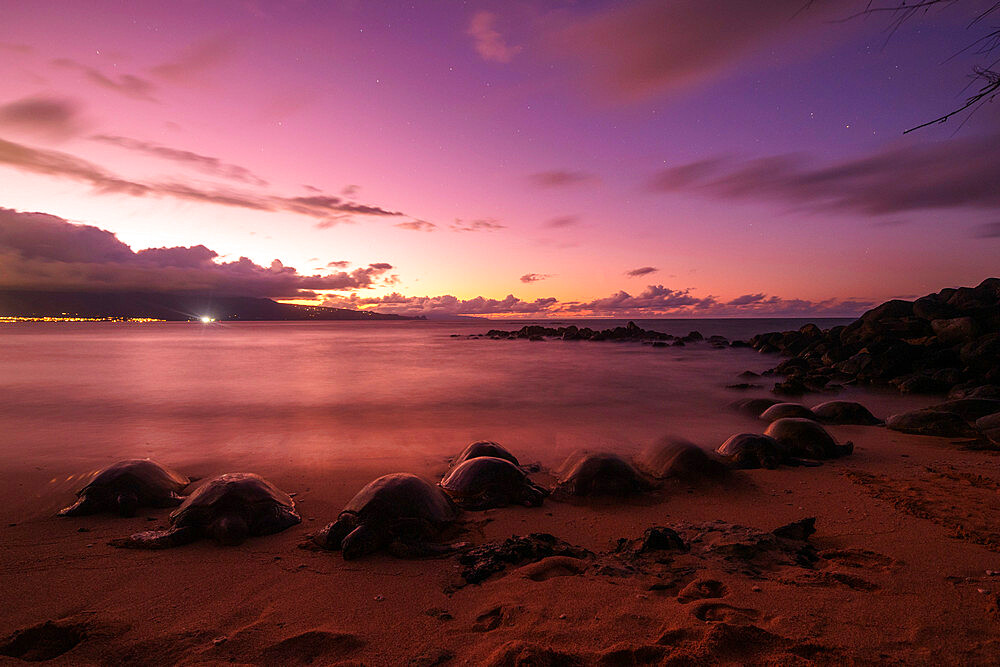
(625, 266), (658, 277)
(327, 260), (350, 268)
(323, 282), (871, 318)
(150, 37), (232, 83)
(520, 273), (552, 283)
(549, 0), (825, 101)
(0, 208), (395, 298)
(650, 133), (1000, 215)
(451, 218), (505, 232)
(51, 58), (157, 101)
(395, 220), (437, 232)
(544, 215), (580, 228)
(0, 96), (84, 139)
(974, 222), (1000, 238)
(0, 136), (412, 225)
(91, 134), (268, 186)
(528, 170), (598, 188)
(324, 292), (557, 316)
(468, 11), (522, 63)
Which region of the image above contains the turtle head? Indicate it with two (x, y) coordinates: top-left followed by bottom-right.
(115, 491), (139, 517)
(209, 513), (249, 546)
(341, 525), (381, 560)
(312, 513), (357, 550)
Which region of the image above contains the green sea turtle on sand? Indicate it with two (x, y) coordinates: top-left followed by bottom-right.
(58, 459), (190, 517)
(439, 456), (547, 509)
(764, 418), (853, 460)
(313, 473), (462, 559)
(553, 451), (656, 498)
(110, 473), (300, 548)
(451, 440), (520, 467)
(715, 434), (785, 469)
(760, 403), (817, 422)
(811, 401), (882, 425)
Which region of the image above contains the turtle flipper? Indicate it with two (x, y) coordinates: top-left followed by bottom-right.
(109, 525), (200, 549)
(57, 495), (101, 517)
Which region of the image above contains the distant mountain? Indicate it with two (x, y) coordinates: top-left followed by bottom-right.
(0, 290), (421, 321)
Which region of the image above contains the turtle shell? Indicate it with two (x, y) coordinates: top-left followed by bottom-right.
(343, 473), (458, 529)
(79, 459), (189, 502)
(171, 473), (294, 527)
(556, 451), (654, 496)
(634, 439), (727, 480)
(716, 433), (784, 469)
(729, 398), (780, 418)
(763, 418), (852, 459)
(439, 456), (542, 506)
(760, 403), (817, 422)
(452, 440), (520, 467)
(810, 401), (881, 425)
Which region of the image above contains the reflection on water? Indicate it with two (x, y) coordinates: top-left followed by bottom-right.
(0, 319), (932, 473)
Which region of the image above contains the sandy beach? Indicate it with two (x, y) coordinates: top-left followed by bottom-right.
(4, 402), (1000, 665)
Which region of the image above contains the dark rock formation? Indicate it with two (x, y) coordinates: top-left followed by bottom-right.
(479, 321), (729, 347)
(742, 278), (1000, 397)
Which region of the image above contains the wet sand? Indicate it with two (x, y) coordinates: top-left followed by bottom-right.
(4, 419), (1000, 665)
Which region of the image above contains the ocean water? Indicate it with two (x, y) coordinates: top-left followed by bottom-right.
(0, 318), (938, 486)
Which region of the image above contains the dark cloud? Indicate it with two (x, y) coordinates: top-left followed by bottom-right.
(91, 134), (268, 186)
(327, 260), (350, 268)
(0, 136), (412, 225)
(544, 215), (580, 228)
(395, 220), (437, 232)
(0, 208), (394, 298)
(150, 38), (233, 83)
(520, 273), (552, 283)
(549, 0), (825, 102)
(0, 96), (84, 139)
(528, 170), (598, 188)
(625, 266), (658, 277)
(451, 218), (505, 232)
(726, 293), (766, 306)
(650, 133), (1000, 215)
(468, 11), (522, 63)
(974, 222), (1000, 238)
(51, 58), (157, 101)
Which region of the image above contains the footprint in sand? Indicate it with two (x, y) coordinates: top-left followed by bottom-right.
(473, 605), (523, 632)
(690, 602), (761, 624)
(258, 630), (364, 665)
(820, 548), (898, 571)
(676, 578), (728, 603)
(0, 621), (88, 662)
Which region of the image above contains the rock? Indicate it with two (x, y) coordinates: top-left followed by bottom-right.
(931, 317), (978, 344)
(926, 399), (1000, 422)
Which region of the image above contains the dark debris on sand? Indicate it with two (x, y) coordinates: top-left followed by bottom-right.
(457, 533), (591, 585)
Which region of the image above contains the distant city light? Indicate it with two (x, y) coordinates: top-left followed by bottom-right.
(200, 316), (215, 323)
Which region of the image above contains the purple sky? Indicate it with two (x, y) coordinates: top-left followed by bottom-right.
(1, 0), (998, 317)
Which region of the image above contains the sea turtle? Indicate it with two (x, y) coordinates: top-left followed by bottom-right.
(553, 451), (656, 498)
(810, 401), (882, 425)
(729, 398), (780, 418)
(58, 459), (190, 517)
(109, 473), (301, 548)
(313, 473), (461, 559)
(634, 439), (728, 481)
(715, 434), (785, 469)
(885, 409), (978, 438)
(760, 403), (817, 422)
(439, 456), (548, 509)
(451, 440), (520, 467)
(763, 418), (853, 460)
